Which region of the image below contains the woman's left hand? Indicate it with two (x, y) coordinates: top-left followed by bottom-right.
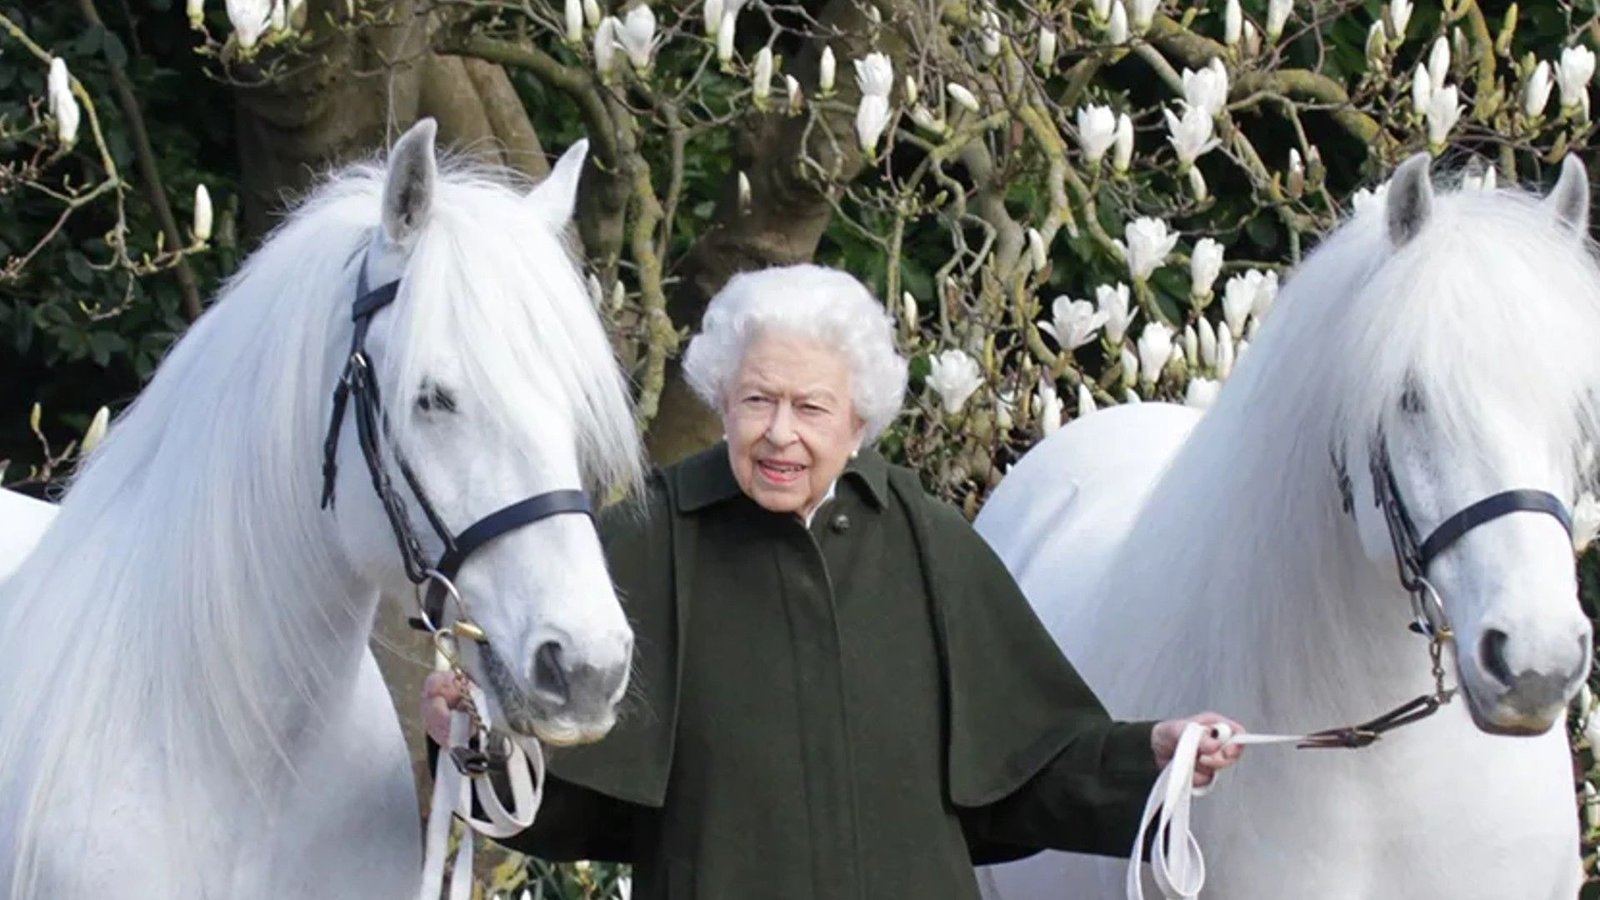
(1151, 712), (1246, 788)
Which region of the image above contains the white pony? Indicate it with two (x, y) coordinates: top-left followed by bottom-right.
(976, 154), (1600, 899)
(0, 119), (642, 899)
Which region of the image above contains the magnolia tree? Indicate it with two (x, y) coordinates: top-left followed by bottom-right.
(25, 0), (1600, 895)
(0, 10), (215, 486)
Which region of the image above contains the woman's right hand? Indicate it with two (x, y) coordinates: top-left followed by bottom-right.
(421, 670), (468, 746)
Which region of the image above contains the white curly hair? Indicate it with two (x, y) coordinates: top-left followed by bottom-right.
(682, 264), (908, 441)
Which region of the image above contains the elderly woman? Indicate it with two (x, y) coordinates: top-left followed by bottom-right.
(424, 264), (1242, 899)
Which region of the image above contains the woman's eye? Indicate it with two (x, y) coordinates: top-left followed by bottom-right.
(417, 384), (457, 413)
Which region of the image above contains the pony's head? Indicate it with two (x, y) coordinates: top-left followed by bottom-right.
(326, 120), (641, 745)
(1328, 154), (1600, 735)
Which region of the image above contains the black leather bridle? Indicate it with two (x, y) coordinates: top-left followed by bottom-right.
(318, 262), (594, 638)
(1304, 437), (1575, 748)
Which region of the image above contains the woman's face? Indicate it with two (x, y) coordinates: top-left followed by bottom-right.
(723, 332), (865, 518)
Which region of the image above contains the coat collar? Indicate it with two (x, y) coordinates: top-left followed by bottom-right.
(672, 442), (889, 513)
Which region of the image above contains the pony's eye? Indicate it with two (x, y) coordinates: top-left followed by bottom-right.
(416, 383), (457, 414)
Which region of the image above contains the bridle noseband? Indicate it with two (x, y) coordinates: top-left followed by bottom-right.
(318, 260), (594, 640)
(1306, 437), (1575, 748)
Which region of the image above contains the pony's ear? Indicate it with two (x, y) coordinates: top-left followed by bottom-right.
(1385, 153), (1434, 248)
(1544, 155), (1590, 237)
(381, 118), (439, 247)
(526, 139), (589, 227)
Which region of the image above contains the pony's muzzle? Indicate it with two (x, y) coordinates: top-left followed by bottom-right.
(1469, 626), (1590, 734)
(482, 628), (632, 745)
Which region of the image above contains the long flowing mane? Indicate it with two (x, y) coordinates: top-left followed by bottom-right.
(0, 160), (640, 893)
(1096, 181), (1600, 720)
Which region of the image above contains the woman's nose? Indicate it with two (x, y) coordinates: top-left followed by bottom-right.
(766, 402), (797, 444)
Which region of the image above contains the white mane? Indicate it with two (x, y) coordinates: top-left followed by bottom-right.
(1101, 182), (1600, 722)
(0, 161), (640, 893)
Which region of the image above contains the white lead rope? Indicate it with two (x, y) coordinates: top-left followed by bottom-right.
(1127, 723), (1310, 900)
(420, 671), (546, 900)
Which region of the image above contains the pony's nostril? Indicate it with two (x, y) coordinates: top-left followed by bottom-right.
(533, 641), (570, 703)
(1479, 629), (1513, 687)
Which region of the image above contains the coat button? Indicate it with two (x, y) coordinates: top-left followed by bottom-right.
(830, 513), (851, 533)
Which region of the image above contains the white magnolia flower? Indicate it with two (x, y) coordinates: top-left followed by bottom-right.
(594, 16), (622, 79)
(1119, 346), (1139, 388)
(1286, 147), (1306, 197)
(1216, 321), (1236, 378)
(901, 291), (918, 326)
(1351, 181), (1389, 216)
(1118, 217), (1178, 282)
(1027, 228), (1048, 272)
(226, 0), (271, 47)
(785, 75), (803, 112)
(1426, 35), (1450, 93)
(1182, 58), (1229, 118)
(1189, 237), (1224, 300)
(1187, 166), (1208, 202)
(1112, 112), (1134, 172)
(1036, 380), (1064, 434)
(737, 170), (752, 212)
(1221, 271), (1257, 335)
(1076, 104), (1118, 164)
(1097, 282), (1136, 343)
(617, 5), (659, 72)
(1586, 783), (1600, 833)
(583, 0), (602, 27)
(947, 82), (981, 113)
(1184, 377), (1220, 409)
(1091, 0), (1112, 22)
(1038, 28), (1058, 70)
(1136, 322), (1172, 385)
(1038, 297), (1109, 349)
(1124, 388), (1142, 404)
(1462, 164), (1497, 192)
(1252, 269), (1280, 320)
(1389, 0), (1412, 39)
(703, 0), (724, 36)
(1410, 64), (1432, 115)
(819, 46), (836, 93)
(979, 8), (1003, 58)
(45, 59), (79, 147)
(717, 12), (737, 65)
(80, 406), (110, 455)
(1075, 383), (1096, 417)
(1223, 0), (1241, 47)
(1559, 46), (1596, 117)
(1426, 83), (1461, 149)
(1198, 316), (1218, 366)
(903, 76), (919, 106)
(565, 0), (584, 42)
(752, 47), (774, 107)
(1265, 0), (1290, 41)
(587, 273), (606, 308)
(1578, 683), (1594, 723)
(1365, 21), (1386, 64)
(193, 184), (213, 243)
(995, 390), (1017, 431)
(611, 279), (626, 311)
(1574, 493), (1600, 552)
(268, 0), (284, 34)
(927, 349), (983, 414)
(1129, 0), (1158, 35)
(1524, 61), (1553, 118)
(1182, 324), (1199, 365)
(189, 0), (206, 28)
(1240, 20), (1262, 57)
(909, 105), (945, 134)
(1163, 104), (1220, 168)
(855, 52), (894, 98)
(1108, 0), (1129, 43)
(617, 875), (633, 900)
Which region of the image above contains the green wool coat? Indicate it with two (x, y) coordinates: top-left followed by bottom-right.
(502, 445), (1159, 899)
